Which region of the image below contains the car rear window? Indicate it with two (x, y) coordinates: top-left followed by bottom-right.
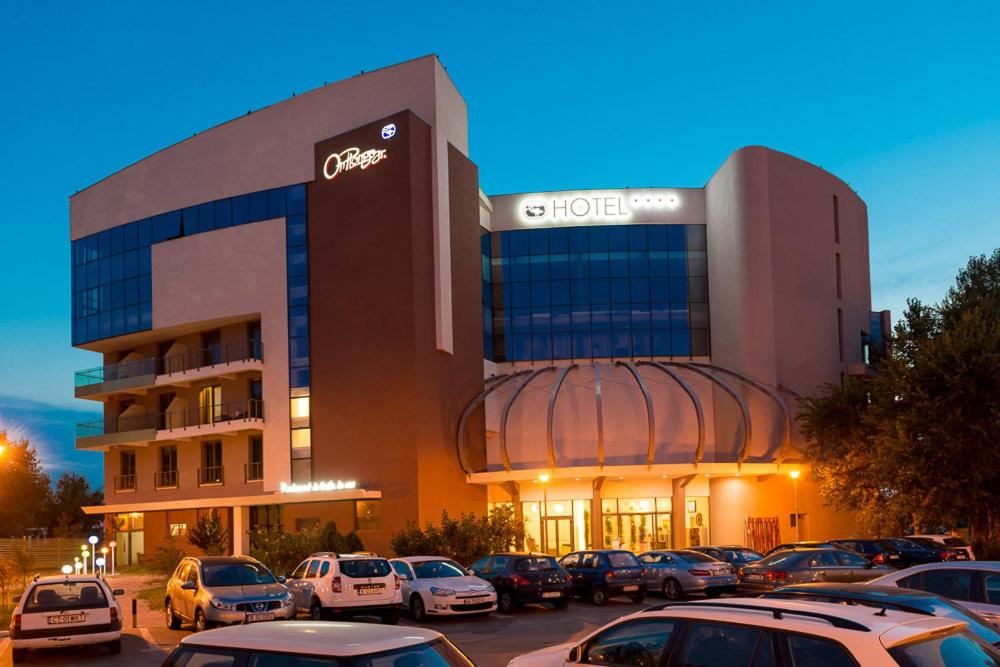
(728, 549), (763, 563)
(943, 537), (969, 548)
(757, 552), (802, 567)
(338, 558), (392, 579)
(889, 631), (1000, 667)
(515, 557), (559, 571)
(608, 552), (641, 568)
(202, 563), (276, 587)
(674, 551), (716, 563)
(23, 581), (108, 612)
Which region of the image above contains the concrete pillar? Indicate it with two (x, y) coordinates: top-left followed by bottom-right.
(232, 506), (250, 556)
(671, 477), (687, 549)
(592, 477), (606, 549)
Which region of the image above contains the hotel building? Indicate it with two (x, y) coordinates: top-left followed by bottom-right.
(72, 56), (886, 563)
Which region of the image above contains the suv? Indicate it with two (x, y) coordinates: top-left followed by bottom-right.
(559, 550), (646, 605)
(9, 575), (124, 663)
(285, 553), (402, 624)
(469, 553), (572, 613)
(164, 556), (295, 631)
(507, 598), (1000, 666)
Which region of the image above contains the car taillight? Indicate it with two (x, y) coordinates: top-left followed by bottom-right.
(604, 570), (615, 579)
(737, 567), (745, 577)
(765, 570), (788, 583)
(689, 569), (712, 576)
(331, 576), (342, 593)
(874, 553), (886, 565)
(394, 574), (400, 590)
(110, 606), (118, 622)
(511, 574), (530, 587)
(564, 573), (573, 585)
(12, 613), (21, 633)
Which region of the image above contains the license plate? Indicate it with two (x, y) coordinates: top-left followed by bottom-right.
(541, 592), (562, 599)
(623, 585), (639, 592)
(463, 597), (487, 604)
(246, 612), (274, 622)
(356, 585), (384, 596)
(889, 555), (900, 560)
(747, 574), (763, 582)
(48, 614), (85, 624)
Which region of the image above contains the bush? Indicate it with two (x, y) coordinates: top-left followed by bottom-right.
(9, 543), (36, 589)
(250, 522), (365, 577)
(390, 506), (525, 566)
(146, 535), (185, 574)
(188, 510), (230, 556)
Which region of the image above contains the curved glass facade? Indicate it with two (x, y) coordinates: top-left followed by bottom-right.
(484, 224), (710, 362)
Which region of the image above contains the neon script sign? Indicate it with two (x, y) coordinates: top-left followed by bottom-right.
(279, 480), (358, 494)
(322, 147), (388, 180)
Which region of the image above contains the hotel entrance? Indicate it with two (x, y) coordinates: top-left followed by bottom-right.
(543, 517), (573, 556)
(523, 500), (591, 556)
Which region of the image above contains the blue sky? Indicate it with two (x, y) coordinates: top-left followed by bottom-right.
(1, 1), (998, 484)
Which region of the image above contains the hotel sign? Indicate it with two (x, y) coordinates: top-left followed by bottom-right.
(519, 190), (681, 224)
(280, 480), (358, 494)
(322, 147), (388, 180)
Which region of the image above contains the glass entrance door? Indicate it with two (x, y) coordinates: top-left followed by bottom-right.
(543, 517), (573, 556)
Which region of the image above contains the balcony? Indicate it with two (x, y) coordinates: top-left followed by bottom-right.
(113, 474), (136, 492)
(75, 340), (263, 400)
(244, 461), (264, 482)
(155, 470), (178, 489)
(199, 466), (225, 486)
(76, 399), (264, 450)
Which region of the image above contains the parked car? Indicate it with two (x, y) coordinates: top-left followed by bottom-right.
(738, 548), (892, 592)
(638, 549), (736, 600)
(868, 561), (1000, 625)
(763, 540), (835, 556)
(907, 536), (972, 561)
(558, 550), (646, 605)
(285, 552), (402, 624)
(468, 552), (572, 613)
(908, 533), (976, 560)
(390, 556), (496, 621)
(688, 545), (764, 567)
(162, 620), (476, 665)
(506, 598), (1000, 667)
(164, 556), (295, 631)
(762, 582), (1000, 648)
(831, 538), (941, 568)
(9, 575), (124, 663)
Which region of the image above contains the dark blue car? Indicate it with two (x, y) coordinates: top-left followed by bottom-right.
(558, 550), (646, 605)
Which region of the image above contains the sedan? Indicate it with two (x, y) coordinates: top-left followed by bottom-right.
(688, 545), (764, 567)
(390, 556), (496, 621)
(638, 549), (736, 600)
(868, 561), (1000, 625)
(738, 548), (892, 592)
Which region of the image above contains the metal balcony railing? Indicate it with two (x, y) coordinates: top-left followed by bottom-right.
(77, 399), (264, 439)
(244, 461), (264, 482)
(154, 470), (178, 489)
(199, 466), (225, 486)
(114, 474), (136, 491)
(74, 339), (263, 388)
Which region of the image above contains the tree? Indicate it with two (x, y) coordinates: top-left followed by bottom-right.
(390, 506), (525, 565)
(187, 510), (230, 556)
(800, 249), (1000, 555)
(0, 435), (52, 537)
(47, 473), (103, 538)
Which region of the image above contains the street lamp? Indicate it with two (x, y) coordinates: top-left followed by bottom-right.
(74, 557), (82, 574)
(95, 557), (106, 577)
(81, 548), (90, 576)
(789, 470), (801, 541)
(108, 540), (117, 576)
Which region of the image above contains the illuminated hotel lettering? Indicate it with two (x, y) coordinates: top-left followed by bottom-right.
(520, 191), (682, 224)
(280, 480), (358, 493)
(322, 147), (388, 180)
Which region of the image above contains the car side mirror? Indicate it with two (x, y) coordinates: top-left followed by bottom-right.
(12, 595), (20, 603)
(180, 581), (197, 591)
(112, 588), (125, 596)
(277, 576), (287, 583)
(568, 645), (584, 663)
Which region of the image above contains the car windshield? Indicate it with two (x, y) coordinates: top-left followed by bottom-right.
(202, 563), (276, 587)
(886, 538), (924, 550)
(674, 551), (716, 563)
(23, 581), (107, 612)
(515, 557), (558, 571)
(756, 552), (802, 568)
(888, 630), (1000, 666)
(339, 559), (392, 579)
(943, 537), (969, 547)
(727, 549), (763, 563)
(608, 552), (641, 568)
(412, 560), (468, 579)
(348, 638), (474, 667)
(166, 639), (475, 667)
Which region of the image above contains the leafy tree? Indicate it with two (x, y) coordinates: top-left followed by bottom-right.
(800, 250), (1000, 554)
(0, 435), (51, 537)
(249, 522), (365, 576)
(47, 473), (103, 538)
(390, 506), (525, 565)
(187, 510), (230, 556)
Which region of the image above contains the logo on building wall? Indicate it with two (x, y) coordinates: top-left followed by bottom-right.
(322, 147), (388, 180)
(523, 202), (546, 218)
(380, 123), (397, 139)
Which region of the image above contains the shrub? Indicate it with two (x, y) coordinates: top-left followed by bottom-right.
(188, 510), (230, 556)
(9, 543), (36, 589)
(390, 506), (525, 565)
(0, 555), (13, 606)
(249, 522), (365, 576)
(146, 535), (185, 574)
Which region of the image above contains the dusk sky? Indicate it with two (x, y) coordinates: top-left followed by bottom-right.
(1, 2), (998, 483)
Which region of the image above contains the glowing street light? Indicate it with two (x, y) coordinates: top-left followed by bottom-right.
(61, 565), (73, 575)
(95, 557), (106, 577)
(108, 540), (117, 576)
(81, 547), (90, 576)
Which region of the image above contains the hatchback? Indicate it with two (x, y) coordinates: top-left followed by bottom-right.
(469, 552), (572, 613)
(738, 548), (892, 591)
(164, 556), (295, 631)
(390, 556), (496, 621)
(869, 561), (1000, 625)
(639, 549), (736, 600)
(688, 545), (764, 567)
(285, 552), (403, 623)
(559, 550), (646, 605)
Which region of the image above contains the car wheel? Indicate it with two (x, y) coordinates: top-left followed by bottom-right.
(194, 608), (208, 633)
(12, 648), (28, 663)
(662, 578), (683, 601)
(591, 588), (608, 606)
(165, 598), (181, 630)
(381, 608), (401, 625)
(497, 589), (516, 613)
(410, 594), (427, 622)
(310, 598), (325, 621)
(107, 639), (122, 655)
(551, 598), (570, 610)
(630, 592), (646, 604)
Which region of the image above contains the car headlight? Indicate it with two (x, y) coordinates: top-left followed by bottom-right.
(429, 587), (456, 597)
(280, 595), (294, 607)
(486, 585), (495, 593)
(210, 599), (238, 611)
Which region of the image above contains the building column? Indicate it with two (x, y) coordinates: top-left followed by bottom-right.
(671, 477), (688, 549)
(232, 506), (250, 556)
(592, 477), (605, 549)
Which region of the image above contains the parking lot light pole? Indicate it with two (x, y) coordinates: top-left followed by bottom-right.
(789, 470), (801, 540)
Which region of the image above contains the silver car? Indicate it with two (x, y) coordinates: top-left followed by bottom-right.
(739, 548), (893, 592)
(638, 549), (736, 600)
(164, 556), (296, 631)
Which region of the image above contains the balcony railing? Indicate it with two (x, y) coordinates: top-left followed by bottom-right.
(155, 470), (178, 489)
(77, 399), (264, 439)
(199, 466), (225, 486)
(114, 474), (136, 491)
(244, 461), (264, 482)
(74, 340), (263, 388)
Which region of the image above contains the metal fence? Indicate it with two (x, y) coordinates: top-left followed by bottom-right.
(0, 538), (93, 570)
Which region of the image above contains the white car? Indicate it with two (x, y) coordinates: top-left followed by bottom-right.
(390, 556), (497, 621)
(163, 620), (475, 665)
(868, 561), (1000, 625)
(8, 575), (124, 663)
(507, 598), (1000, 667)
(285, 552), (403, 623)
(908, 534), (976, 560)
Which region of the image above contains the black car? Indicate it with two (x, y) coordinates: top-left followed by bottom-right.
(873, 538), (942, 568)
(906, 537), (970, 561)
(762, 582), (1000, 648)
(468, 553), (571, 613)
(558, 550), (646, 606)
(831, 539), (902, 567)
(688, 545), (764, 566)
(763, 541), (835, 557)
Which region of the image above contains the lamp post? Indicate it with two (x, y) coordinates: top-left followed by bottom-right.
(95, 557), (106, 577)
(789, 470), (801, 541)
(81, 548), (90, 575)
(108, 540), (117, 576)
(74, 557), (82, 574)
